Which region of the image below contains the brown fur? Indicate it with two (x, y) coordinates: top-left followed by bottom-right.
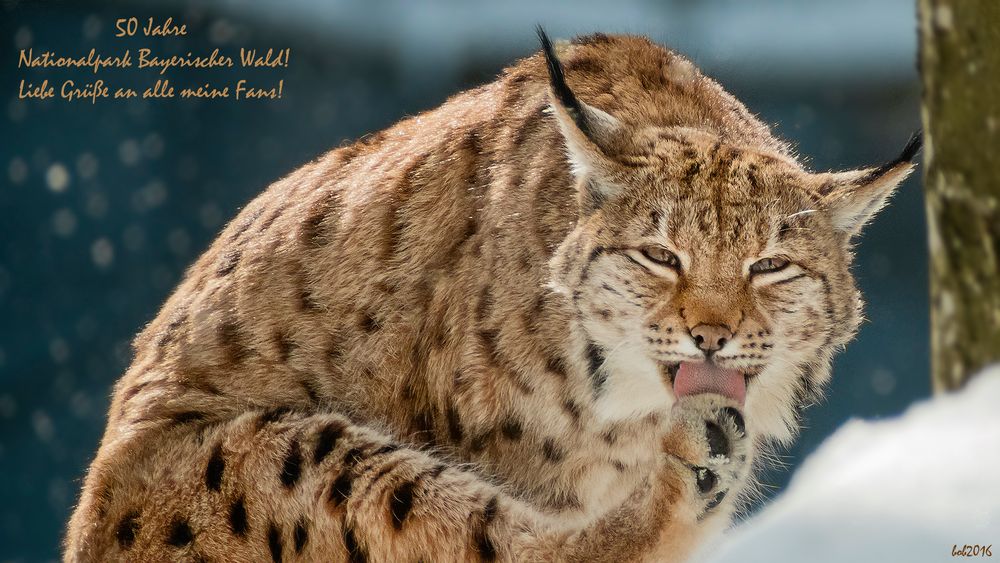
(65, 33), (913, 562)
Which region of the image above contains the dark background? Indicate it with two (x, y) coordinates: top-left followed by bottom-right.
(0, 0), (927, 560)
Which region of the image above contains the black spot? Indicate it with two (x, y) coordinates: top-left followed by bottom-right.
(326, 338), (344, 365)
(314, 422), (345, 464)
(116, 511), (140, 548)
(473, 496), (499, 561)
(479, 329), (503, 366)
(230, 207), (264, 241)
(476, 285), (494, 323)
(588, 246), (606, 265)
(342, 447), (365, 469)
(390, 481), (417, 529)
(217, 319), (251, 364)
(170, 411), (205, 426)
(259, 406), (293, 426)
(166, 518), (194, 547)
(562, 399), (581, 423)
(721, 407), (746, 436)
(542, 439), (565, 463)
(410, 410), (435, 440)
(280, 439), (303, 488)
(705, 421), (729, 458)
(694, 467), (718, 494)
(360, 311), (381, 333)
(274, 331), (295, 363)
(469, 431), (490, 453)
(296, 289), (320, 313)
(343, 523), (367, 563)
(259, 204), (285, 233)
(370, 443), (400, 458)
(229, 496), (249, 537)
(545, 355), (568, 378)
(483, 495), (499, 523)
(585, 342), (608, 392)
(705, 489), (728, 511)
(268, 522), (283, 563)
(329, 473), (354, 506)
(216, 249), (241, 276)
(300, 377), (321, 404)
(500, 418), (523, 440)
(683, 160), (702, 182)
(777, 221), (792, 240)
(602, 428), (617, 445)
(446, 405), (464, 442)
(205, 443), (225, 491)
(294, 519), (309, 553)
(302, 209), (327, 248)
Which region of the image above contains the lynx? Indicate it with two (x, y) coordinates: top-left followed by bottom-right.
(65, 30), (918, 562)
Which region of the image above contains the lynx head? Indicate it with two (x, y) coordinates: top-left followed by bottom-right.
(539, 30), (919, 444)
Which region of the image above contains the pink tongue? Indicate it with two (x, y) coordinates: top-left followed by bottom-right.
(673, 362), (746, 405)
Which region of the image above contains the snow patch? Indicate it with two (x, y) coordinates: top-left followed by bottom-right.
(698, 366), (1000, 563)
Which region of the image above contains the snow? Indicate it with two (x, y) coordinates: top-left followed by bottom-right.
(8, 156), (28, 184)
(699, 366), (1000, 563)
(90, 238), (115, 269)
(45, 162), (70, 193)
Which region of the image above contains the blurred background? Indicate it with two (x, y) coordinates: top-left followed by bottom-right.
(0, 0), (927, 559)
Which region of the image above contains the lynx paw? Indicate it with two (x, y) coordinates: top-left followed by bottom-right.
(665, 394), (750, 518)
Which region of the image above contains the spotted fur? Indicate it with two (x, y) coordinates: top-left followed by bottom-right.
(65, 31), (915, 562)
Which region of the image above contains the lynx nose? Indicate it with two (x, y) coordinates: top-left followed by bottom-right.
(690, 324), (733, 354)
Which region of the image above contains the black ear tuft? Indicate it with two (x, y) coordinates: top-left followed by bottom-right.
(898, 129), (923, 164)
(536, 26), (589, 135)
(865, 130), (923, 181)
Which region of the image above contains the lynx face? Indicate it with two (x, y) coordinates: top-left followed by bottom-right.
(542, 42), (917, 443)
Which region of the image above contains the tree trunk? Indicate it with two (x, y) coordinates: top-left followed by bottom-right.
(918, 0), (1000, 392)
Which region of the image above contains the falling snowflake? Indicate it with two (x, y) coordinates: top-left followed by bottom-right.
(118, 139), (141, 166)
(122, 224), (147, 252)
(76, 153), (99, 180)
(52, 208), (78, 237)
(167, 228), (192, 256)
(85, 191), (109, 219)
(7, 157), (28, 185)
(82, 14), (102, 40)
(31, 410), (55, 442)
(14, 26), (33, 50)
(45, 163), (71, 193)
(142, 133), (165, 159)
(132, 181), (167, 212)
(49, 338), (70, 364)
(870, 368), (896, 396)
(91, 237), (115, 269)
(0, 394), (16, 419)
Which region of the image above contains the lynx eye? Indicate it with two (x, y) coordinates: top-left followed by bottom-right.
(750, 257), (790, 275)
(640, 246), (681, 269)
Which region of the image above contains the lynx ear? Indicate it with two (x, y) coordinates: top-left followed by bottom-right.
(537, 27), (625, 212)
(816, 132), (922, 237)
